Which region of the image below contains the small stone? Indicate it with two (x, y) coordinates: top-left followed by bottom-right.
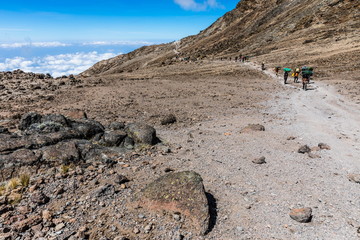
(348, 174), (360, 184)
(133, 227), (140, 234)
(55, 223), (65, 231)
(298, 145), (311, 154)
(120, 184), (126, 189)
(144, 223), (153, 233)
(252, 156), (266, 164)
(113, 237), (127, 240)
(240, 124), (265, 133)
(289, 207), (312, 223)
(308, 152), (321, 159)
(31, 191), (49, 205)
(164, 167), (175, 173)
(114, 174), (129, 184)
(161, 114), (177, 125)
(42, 210), (52, 221)
(318, 143), (331, 150)
(173, 213), (181, 221)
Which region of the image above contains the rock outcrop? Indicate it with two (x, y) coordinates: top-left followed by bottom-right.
(0, 112), (160, 181)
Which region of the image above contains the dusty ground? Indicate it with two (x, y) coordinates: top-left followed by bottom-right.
(1, 60), (360, 239)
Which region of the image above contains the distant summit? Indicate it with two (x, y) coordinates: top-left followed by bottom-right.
(82, 0), (360, 79)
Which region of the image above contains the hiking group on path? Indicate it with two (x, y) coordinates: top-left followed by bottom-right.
(274, 65), (314, 91)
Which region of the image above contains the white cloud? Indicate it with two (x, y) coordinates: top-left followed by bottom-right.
(0, 41), (71, 48)
(82, 41), (153, 46)
(0, 51), (118, 77)
(174, 0), (222, 11)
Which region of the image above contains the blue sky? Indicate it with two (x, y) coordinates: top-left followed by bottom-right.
(0, 0), (239, 76)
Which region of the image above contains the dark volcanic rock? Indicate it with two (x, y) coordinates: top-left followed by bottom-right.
(0, 134), (31, 153)
(109, 121), (125, 130)
(125, 123), (157, 145)
(0, 149), (40, 181)
(69, 119), (105, 139)
(31, 191), (50, 205)
(0, 126), (10, 134)
(289, 207), (313, 223)
(298, 145), (311, 154)
(25, 121), (65, 135)
(41, 114), (69, 126)
(252, 156), (266, 164)
(114, 174), (129, 185)
(161, 114), (177, 125)
(102, 130), (127, 147)
(18, 112), (42, 131)
(318, 143), (331, 150)
(41, 141), (80, 165)
(136, 171), (209, 235)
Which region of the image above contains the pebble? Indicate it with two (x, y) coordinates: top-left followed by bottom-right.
(133, 227), (140, 234)
(289, 207), (313, 223)
(55, 222), (65, 231)
(252, 156), (266, 164)
(144, 223), (153, 233)
(173, 213), (181, 221)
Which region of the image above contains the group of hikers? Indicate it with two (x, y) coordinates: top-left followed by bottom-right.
(220, 55), (249, 62)
(274, 65), (314, 90)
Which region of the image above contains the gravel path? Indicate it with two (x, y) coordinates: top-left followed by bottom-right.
(159, 62), (360, 239)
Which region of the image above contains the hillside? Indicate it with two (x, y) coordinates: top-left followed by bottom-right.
(81, 0), (360, 80)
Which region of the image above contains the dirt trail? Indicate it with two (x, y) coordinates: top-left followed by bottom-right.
(158, 62), (360, 239)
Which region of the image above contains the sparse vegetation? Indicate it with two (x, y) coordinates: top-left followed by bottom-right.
(19, 174), (30, 187)
(7, 178), (20, 191)
(0, 184), (6, 196)
(60, 163), (75, 174)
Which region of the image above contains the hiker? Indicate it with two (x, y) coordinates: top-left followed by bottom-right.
(261, 62), (265, 71)
(301, 66), (313, 90)
(293, 67), (300, 83)
(284, 71), (289, 84)
(275, 66), (280, 76)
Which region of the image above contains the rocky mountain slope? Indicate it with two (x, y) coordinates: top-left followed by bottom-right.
(81, 0), (360, 79)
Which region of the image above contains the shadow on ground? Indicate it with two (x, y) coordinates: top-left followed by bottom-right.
(205, 192), (217, 235)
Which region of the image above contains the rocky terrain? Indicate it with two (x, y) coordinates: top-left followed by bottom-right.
(1, 0), (360, 239)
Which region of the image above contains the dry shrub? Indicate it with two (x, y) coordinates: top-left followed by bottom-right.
(7, 178), (20, 191)
(19, 174), (30, 187)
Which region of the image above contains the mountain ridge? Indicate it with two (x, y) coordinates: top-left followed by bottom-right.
(81, 0), (360, 79)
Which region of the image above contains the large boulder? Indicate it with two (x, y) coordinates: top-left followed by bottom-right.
(125, 123), (157, 145)
(135, 171), (210, 235)
(41, 141), (80, 165)
(101, 130), (127, 147)
(0, 149), (40, 181)
(69, 119), (105, 139)
(18, 112), (42, 131)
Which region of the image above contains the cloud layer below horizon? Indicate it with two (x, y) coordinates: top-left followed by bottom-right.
(0, 52), (117, 77)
